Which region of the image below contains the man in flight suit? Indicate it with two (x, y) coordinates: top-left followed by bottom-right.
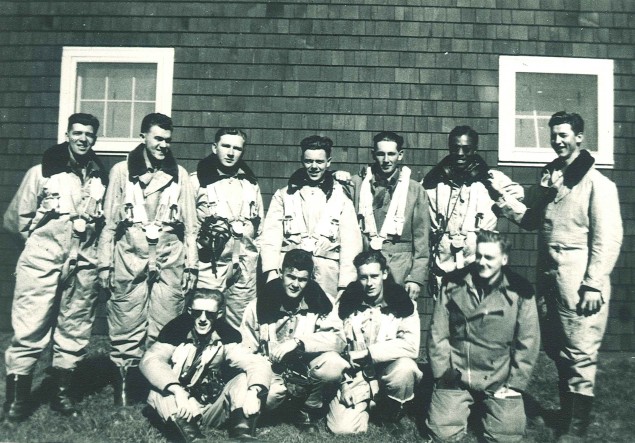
(99, 113), (198, 405)
(3, 113), (108, 420)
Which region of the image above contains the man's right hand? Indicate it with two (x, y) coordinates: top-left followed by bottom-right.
(98, 269), (111, 289)
(334, 170), (352, 183)
(170, 385), (201, 421)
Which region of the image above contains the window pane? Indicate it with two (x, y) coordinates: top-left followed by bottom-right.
(133, 102), (155, 134)
(134, 69), (157, 101)
(106, 103), (133, 138)
(78, 102), (105, 136)
(515, 73), (598, 152)
(77, 64), (107, 100)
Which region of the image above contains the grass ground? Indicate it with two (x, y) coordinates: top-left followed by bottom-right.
(0, 332), (633, 442)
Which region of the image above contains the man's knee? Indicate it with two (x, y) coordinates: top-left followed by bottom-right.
(482, 395), (526, 442)
(426, 388), (471, 442)
(326, 398), (369, 435)
(381, 358), (422, 397)
(308, 351), (348, 383)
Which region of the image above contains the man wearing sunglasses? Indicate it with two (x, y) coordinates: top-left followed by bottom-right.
(140, 289), (272, 442)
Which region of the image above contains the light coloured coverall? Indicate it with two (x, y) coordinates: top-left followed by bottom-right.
(348, 164), (430, 287)
(140, 313), (272, 428)
(240, 279), (347, 411)
(99, 144), (198, 367)
(190, 155), (264, 329)
(497, 150), (622, 396)
(4, 143), (107, 374)
(260, 169), (362, 301)
(427, 268), (539, 442)
(325, 280), (423, 434)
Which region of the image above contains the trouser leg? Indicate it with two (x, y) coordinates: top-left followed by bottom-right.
(108, 280), (149, 366)
(482, 393), (526, 442)
(326, 372), (372, 434)
(426, 387), (472, 442)
(378, 357), (423, 403)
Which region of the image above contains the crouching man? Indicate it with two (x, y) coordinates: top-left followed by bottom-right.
(325, 251), (423, 435)
(240, 249), (347, 433)
(426, 231), (539, 442)
(140, 289), (272, 442)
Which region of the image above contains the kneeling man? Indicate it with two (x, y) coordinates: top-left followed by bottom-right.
(426, 231), (539, 442)
(140, 289), (272, 441)
(326, 250), (423, 435)
(241, 249), (347, 433)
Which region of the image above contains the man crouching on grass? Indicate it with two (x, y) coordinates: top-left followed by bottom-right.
(426, 230), (539, 442)
(140, 289), (272, 442)
(240, 249), (347, 433)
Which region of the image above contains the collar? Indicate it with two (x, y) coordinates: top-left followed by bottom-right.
(180, 314), (242, 346)
(127, 143), (179, 182)
(369, 163), (400, 191)
(544, 149), (595, 188)
(256, 278), (333, 324)
(338, 278), (414, 319)
(41, 142), (108, 184)
(196, 153), (258, 187)
(287, 168), (335, 199)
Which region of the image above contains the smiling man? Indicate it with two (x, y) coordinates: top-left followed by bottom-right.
(240, 249), (347, 433)
(190, 128), (263, 329)
(2, 113), (108, 420)
(140, 289), (272, 441)
(496, 111), (623, 440)
(260, 135), (362, 302)
(344, 131), (430, 300)
(98, 113), (198, 406)
(426, 230), (539, 442)
(325, 250), (422, 435)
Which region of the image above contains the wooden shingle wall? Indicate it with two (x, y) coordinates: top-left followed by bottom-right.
(0, 0), (633, 351)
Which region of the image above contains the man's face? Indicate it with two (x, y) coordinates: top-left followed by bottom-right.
(142, 125), (172, 162)
(550, 123), (583, 164)
(282, 267), (310, 299)
(212, 134), (245, 169)
(302, 149), (331, 183)
(373, 140), (403, 176)
(66, 123), (97, 157)
(189, 298), (221, 336)
(357, 262), (388, 300)
(448, 134), (477, 171)
(475, 241), (508, 285)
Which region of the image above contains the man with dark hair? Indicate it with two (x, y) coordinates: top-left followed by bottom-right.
(426, 230), (539, 442)
(3, 113), (108, 420)
(423, 125), (523, 298)
(140, 289), (272, 442)
(98, 112), (198, 406)
(497, 111), (623, 440)
(260, 135), (362, 301)
(190, 128), (263, 329)
(325, 250), (422, 435)
(339, 131), (429, 300)
(240, 249), (347, 433)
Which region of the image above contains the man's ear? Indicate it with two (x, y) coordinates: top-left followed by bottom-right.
(575, 132), (584, 145)
(397, 149), (405, 161)
(382, 269), (389, 280)
(211, 143), (218, 155)
(326, 157), (332, 168)
(502, 254), (509, 267)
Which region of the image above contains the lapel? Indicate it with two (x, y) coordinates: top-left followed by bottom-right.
(144, 170), (174, 197)
(448, 273), (512, 320)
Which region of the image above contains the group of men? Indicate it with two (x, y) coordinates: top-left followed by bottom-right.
(1, 110), (622, 442)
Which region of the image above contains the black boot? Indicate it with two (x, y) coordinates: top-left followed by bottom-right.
(374, 397), (406, 436)
(50, 368), (79, 416)
(171, 416), (206, 443)
(292, 406), (321, 433)
(227, 408), (259, 440)
(113, 365), (129, 406)
(557, 392), (593, 442)
(3, 373), (32, 422)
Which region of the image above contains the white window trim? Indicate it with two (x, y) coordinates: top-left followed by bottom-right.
(58, 46), (174, 155)
(498, 56), (614, 168)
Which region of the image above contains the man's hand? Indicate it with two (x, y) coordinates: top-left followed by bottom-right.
(578, 289), (603, 316)
(334, 170), (352, 183)
(347, 349), (369, 369)
(339, 382), (355, 407)
(242, 386), (263, 417)
(98, 269), (111, 289)
(404, 282), (421, 300)
(170, 385), (200, 421)
(182, 268), (198, 293)
(269, 339), (298, 364)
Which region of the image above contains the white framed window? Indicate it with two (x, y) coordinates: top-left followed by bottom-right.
(498, 56), (614, 167)
(58, 47), (174, 154)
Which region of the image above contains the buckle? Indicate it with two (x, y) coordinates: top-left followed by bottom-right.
(144, 224), (161, 243)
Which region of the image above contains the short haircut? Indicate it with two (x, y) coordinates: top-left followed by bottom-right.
(67, 113), (100, 134)
(300, 135), (333, 158)
(141, 112), (173, 133)
(186, 288), (225, 309)
(373, 131), (404, 150)
(448, 125), (479, 147)
(214, 127), (247, 144)
(476, 230), (511, 256)
(548, 111), (584, 135)
(281, 249), (314, 275)
(353, 250), (388, 272)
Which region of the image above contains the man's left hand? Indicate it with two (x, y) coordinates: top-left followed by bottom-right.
(182, 268), (198, 293)
(579, 289), (603, 316)
(347, 349), (369, 369)
(242, 387), (262, 417)
(404, 282), (421, 300)
(269, 339), (298, 363)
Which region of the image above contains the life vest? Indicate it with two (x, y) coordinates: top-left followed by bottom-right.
(204, 179), (260, 226)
